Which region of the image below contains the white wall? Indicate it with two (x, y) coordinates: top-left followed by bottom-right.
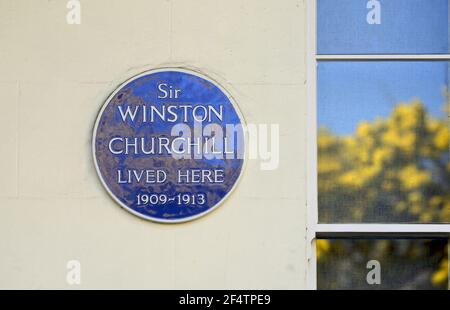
(0, 0), (307, 289)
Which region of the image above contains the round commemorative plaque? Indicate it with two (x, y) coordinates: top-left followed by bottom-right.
(93, 68), (245, 223)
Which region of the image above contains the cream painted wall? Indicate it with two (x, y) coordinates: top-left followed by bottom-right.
(0, 0), (307, 289)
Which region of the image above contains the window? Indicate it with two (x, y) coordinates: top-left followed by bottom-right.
(307, 0), (450, 289)
(318, 238), (448, 290)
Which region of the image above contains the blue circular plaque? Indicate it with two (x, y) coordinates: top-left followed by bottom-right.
(93, 68), (245, 223)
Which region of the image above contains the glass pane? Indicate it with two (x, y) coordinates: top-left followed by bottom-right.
(318, 61), (450, 223)
(317, 238), (449, 290)
(317, 0), (450, 55)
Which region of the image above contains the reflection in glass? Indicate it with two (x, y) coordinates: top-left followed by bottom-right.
(317, 238), (449, 290)
(318, 61), (450, 223)
(317, 0), (449, 55)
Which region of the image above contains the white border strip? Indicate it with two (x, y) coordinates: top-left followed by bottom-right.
(317, 54), (450, 60)
(316, 224), (450, 234)
(305, 0), (318, 290)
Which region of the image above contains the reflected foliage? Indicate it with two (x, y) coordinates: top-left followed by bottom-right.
(319, 101), (450, 223)
(317, 239), (448, 290)
(318, 100), (449, 289)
